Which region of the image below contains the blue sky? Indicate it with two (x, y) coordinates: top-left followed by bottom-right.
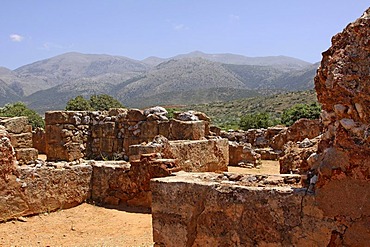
(1, 0), (369, 69)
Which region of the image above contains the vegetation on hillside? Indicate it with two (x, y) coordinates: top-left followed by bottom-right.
(187, 90), (319, 130)
(240, 112), (278, 130)
(281, 102), (321, 126)
(0, 102), (44, 128)
(65, 94), (124, 111)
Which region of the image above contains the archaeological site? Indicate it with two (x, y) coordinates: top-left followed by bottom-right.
(1, 8), (369, 247)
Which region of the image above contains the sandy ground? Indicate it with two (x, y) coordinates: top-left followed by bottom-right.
(0, 160), (279, 246)
(0, 204), (153, 247)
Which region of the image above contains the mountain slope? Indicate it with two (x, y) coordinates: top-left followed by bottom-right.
(143, 51), (312, 71)
(0, 79), (21, 106)
(10, 52), (149, 96)
(113, 58), (247, 104)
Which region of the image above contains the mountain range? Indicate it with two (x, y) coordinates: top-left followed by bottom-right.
(0, 51), (319, 113)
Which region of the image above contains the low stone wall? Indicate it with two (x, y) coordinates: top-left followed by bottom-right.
(90, 155), (179, 208)
(0, 163), (92, 222)
(130, 138), (229, 172)
(151, 171), (367, 246)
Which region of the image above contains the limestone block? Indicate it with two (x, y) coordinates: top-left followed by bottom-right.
(169, 119), (205, 140)
(91, 156), (179, 208)
(10, 133), (33, 148)
(32, 128), (46, 154)
(0, 164), (92, 222)
(126, 109), (146, 122)
(0, 117), (29, 134)
(15, 148), (38, 164)
(0, 127), (16, 179)
(151, 172), (308, 247)
(167, 139), (228, 172)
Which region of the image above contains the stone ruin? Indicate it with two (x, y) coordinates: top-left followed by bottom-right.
(1, 8), (369, 246)
(151, 9), (370, 246)
(0, 108), (229, 221)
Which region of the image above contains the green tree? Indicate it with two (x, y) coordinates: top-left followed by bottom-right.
(281, 102), (321, 126)
(65, 95), (93, 111)
(89, 94), (124, 111)
(0, 102), (45, 128)
(65, 94), (124, 111)
(239, 112), (276, 130)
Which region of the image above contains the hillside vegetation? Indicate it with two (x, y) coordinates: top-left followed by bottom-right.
(186, 90), (319, 129)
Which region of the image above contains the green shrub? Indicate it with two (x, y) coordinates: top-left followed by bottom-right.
(281, 102), (321, 126)
(0, 102), (45, 128)
(65, 95), (92, 111)
(65, 94), (124, 111)
(239, 112), (277, 130)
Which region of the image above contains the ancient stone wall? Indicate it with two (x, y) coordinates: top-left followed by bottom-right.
(91, 154), (180, 208)
(45, 109), (208, 161)
(32, 127), (46, 154)
(130, 137), (229, 172)
(0, 117), (38, 164)
(151, 8), (370, 246)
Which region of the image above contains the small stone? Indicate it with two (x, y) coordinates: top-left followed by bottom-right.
(17, 216), (27, 222)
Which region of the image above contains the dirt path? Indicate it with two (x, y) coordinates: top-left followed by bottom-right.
(0, 203), (153, 247)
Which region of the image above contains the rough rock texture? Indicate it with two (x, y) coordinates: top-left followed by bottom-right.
(45, 109), (210, 161)
(0, 126), (16, 180)
(0, 117), (38, 164)
(228, 142), (261, 167)
(32, 128), (47, 154)
(312, 8), (370, 245)
(271, 118), (322, 150)
(151, 8), (370, 246)
(279, 136), (320, 174)
(91, 154), (180, 208)
(130, 137), (229, 172)
(0, 163), (92, 222)
(151, 172), (334, 247)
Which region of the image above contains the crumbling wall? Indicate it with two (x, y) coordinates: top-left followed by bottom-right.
(91, 154), (179, 208)
(313, 8), (370, 245)
(151, 8), (370, 246)
(152, 172), (331, 247)
(0, 117), (38, 164)
(45, 109), (209, 161)
(32, 127), (46, 154)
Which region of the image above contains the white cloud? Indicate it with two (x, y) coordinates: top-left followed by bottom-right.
(167, 19), (189, 31)
(229, 14), (240, 22)
(9, 34), (24, 42)
(173, 23), (189, 31)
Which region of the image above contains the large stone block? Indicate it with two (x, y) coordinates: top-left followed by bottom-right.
(91, 155), (179, 208)
(167, 139), (228, 172)
(0, 117), (30, 134)
(15, 148), (38, 164)
(151, 172), (321, 247)
(10, 133), (33, 148)
(32, 127), (46, 154)
(0, 163), (92, 222)
(169, 119), (205, 140)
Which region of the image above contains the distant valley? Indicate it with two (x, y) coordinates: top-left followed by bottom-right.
(0, 51), (319, 113)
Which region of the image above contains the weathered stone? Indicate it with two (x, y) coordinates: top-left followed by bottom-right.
(169, 119), (205, 140)
(91, 155), (179, 208)
(15, 148), (38, 164)
(151, 172), (318, 247)
(9, 133), (32, 148)
(0, 117), (29, 134)
(271, 119), (322, 150)
(229, 142), (261, 166)
(32, 127), (46, 154)
(0, 164), (92, 222)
